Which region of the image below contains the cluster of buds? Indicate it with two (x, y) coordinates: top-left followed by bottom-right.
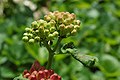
(22, 11), (81, 44)
(23, 61), (61, 80)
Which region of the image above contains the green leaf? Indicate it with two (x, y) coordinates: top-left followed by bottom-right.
(61, 42), (98, 67)
(71, 53), (98, 67)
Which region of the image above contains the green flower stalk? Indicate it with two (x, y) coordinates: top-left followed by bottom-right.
(22, 11), (81, 69)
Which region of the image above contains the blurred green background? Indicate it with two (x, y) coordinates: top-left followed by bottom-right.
(0, 0), (120, 80)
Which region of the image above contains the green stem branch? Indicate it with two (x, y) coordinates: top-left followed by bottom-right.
(53, 37), (62, 52)
(43, 37), (62, 69)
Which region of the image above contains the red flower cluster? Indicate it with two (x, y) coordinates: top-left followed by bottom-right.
(23, 61), (61, 80)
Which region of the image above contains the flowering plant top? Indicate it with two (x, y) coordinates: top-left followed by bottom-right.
(14, 11), (97, 80)
(22, 11), (81, 43)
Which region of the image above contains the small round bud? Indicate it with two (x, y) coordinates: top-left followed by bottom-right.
(67, 25), (74, 32)
(28, 33), (33, 38)
(50, 27), (56, 32)
(50, 73), (59, 80)
(44, 29), (49, 36)
(70, 13), (76, 20)
(34, 36), (40, 42)
(25, 28), (32, 32)
(31, 21), (38, 28)
(44, 15), (51, 21)
(74, 20), (81, 25)
(74, 25), (80, 30)
(39, 26), (44, 33)
(29, 39), (34, 43)
(22, 36), (28, 42)
(48, 34), (54, 40)
(53, 31), (59, 37)
(38, 20), (47, 26)
(57, 16), (63, 23)
(59, 24), (65, 30)
(71, 29), (77, 35)
(23, 33), (28, 36)
(35, 30), (39, 34)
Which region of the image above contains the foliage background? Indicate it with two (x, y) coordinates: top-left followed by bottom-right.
(0, 0), (120, 80)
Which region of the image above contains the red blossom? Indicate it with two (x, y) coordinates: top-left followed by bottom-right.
(23, 61), (61, 80)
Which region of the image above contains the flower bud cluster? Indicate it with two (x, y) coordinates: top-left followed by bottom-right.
(23, 61), (61, 80)
(22, 11), (81, 43)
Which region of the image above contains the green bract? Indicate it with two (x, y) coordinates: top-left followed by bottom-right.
(22, 11), (81, 44)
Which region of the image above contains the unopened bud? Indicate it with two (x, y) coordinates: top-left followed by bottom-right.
(22, 36), (28, 42)
(67, 25), (74, 32)
(31, 71), (38, 76)
(50, 73), (59, 80)
(74, 20), (81, 25)
(31, 21), (38, 28)
(44, 29), (49, 36)
(71, 29), (77, 35)
(59, 24), (65, 30)
(39, 26), (44, 33)
(74, 25), (80, 30)
(28, 33), (33, 38)
(71, 13), (76, 20)
(44, 15), (51, 21)
(23, 33), (28, 36)
(25, 28), (32, 32)
(57, 16), (63, 23)
(50, 27), (56, 32)
(53, 31), (59, 37)
(35, 30), (39, 34)
(23, 73), (30, 78)
(28, 74), (36, 80)
(34, 36), (40, 42)
(36, 71), (45, 80)
(29, 39), (34, 43)
(44, 70), (49, 78)
(48, 34), (54, 40)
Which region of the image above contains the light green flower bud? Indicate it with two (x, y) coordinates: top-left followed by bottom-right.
(49, 13), (55, 20)
(29, 39), (34, 43)
(44, 15), (51, 21)
(57, 16), (63, 23)
(71, 29), (77, 35)
(74, 25), (80, 30)
(28, 33), (33, 38)
(44, 29), (49, 36)
(48, 34), (54, 40)
(35, 30), (39, 34)
(63, 13), (69, 19)
(74, 20), (81, 25)
(38, 26), (45, 38)
(70, 13), (76, 20)
(49, 21), (55, 27)
(59, 24), (65, 31)
(45, 23), (51, 29)
(54, 11), (59, 14)
(39, 26), (44, 33)
(23, 33), (28, 36)
(22, 36), (28, 42)
(34, 36), (40, 42)
(31, 21), (38, 28)
(50, 27), (56, 32)
(37, 20), (46, 26)
(25, 28), (32, 32)
(67, 24), (74, 32)
(65, 18), (72, 24)
(53, 31), (59, 37)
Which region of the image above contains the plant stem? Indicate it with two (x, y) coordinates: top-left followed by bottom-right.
(53, 37), (62, 52)
(43, 38), (62, 69)
(46, 52), (54, 69)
